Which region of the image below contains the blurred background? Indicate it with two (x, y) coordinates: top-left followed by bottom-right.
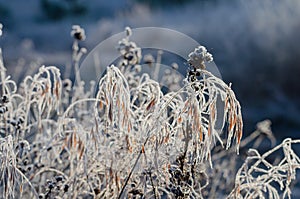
(0, 0), (299, 139)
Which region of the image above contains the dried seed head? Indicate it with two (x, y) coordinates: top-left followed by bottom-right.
(256, 119), (272, 135)
(125, 26), (132, 37)
(117, 38), (141, 65)
(71, 25), (86, 41)
(144, 54), (155, 65)
(172, 63), (179, 70)
(188, 46), (213, 70)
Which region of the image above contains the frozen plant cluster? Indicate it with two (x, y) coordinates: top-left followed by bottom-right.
(0, 25), (299, 199)
(117, 26), (142, 66)
(187, 46), (213, 70)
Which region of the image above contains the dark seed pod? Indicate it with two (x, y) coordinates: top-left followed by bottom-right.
(55, 175), (63, 182)
(63, 82), (69, 87)
(23, 158), (29, 165)
(18, 117), (24, 124)
(74, 32), (83, 40)
(193, 85), (200, 91)
(125, 53), (134, 61)
(64, 184), (69, 192)
(46, 146), (52, 151)
(189, 75), (197, 82)
(20, 168), (26, 173)
(94, 188), (100, 195)
(9, 120), (17, 126)
(48, 183), (54, 190)
(128, 188), (143, 196)
(188, 71), (195, 76)
(1, 95), (8, 103)
(27, 165), (32, 171)
(16, 125), (21, 130)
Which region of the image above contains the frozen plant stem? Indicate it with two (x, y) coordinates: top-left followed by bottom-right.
(0, 46), (6, 95)
(0, 24), (4, 95)
(117, 136), (150, 199)
(71, 25), (86, 87)
(153, 50), (163, 81)
(73, 40), (81, 85)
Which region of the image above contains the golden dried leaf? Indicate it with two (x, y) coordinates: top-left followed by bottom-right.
(126, 135), (132, 153)
(127, 122), (131, 132)
(177, 116), (182, 123)
(146, 98), (156, 111)
(199, 126), (203, 141)
(99, 101), (103, 110)
(54, 81), (60, 98)
(141, 145), (145, 153)
(164, 132), (170, 143)
(42, 84), (49, 96)
(79, 145), (85, 159)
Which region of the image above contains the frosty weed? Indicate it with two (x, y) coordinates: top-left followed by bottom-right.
(0, 24), (299, 199)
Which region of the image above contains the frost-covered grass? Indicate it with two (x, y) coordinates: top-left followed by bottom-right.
(0, 25), (299, 199)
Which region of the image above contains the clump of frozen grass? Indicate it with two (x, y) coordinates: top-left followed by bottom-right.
(202, 119), (277, 199)
(228, 138), (300, 199)
(88, 28), (244, 198)
(180, 45), (243, 166)
(0, 25), (299, 198)
(22, 66), (63, 122)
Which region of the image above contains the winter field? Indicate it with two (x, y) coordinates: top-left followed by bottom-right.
(0, 0), (300, 198)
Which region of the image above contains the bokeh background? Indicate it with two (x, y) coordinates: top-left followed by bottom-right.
(0, 0), (300, 139)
